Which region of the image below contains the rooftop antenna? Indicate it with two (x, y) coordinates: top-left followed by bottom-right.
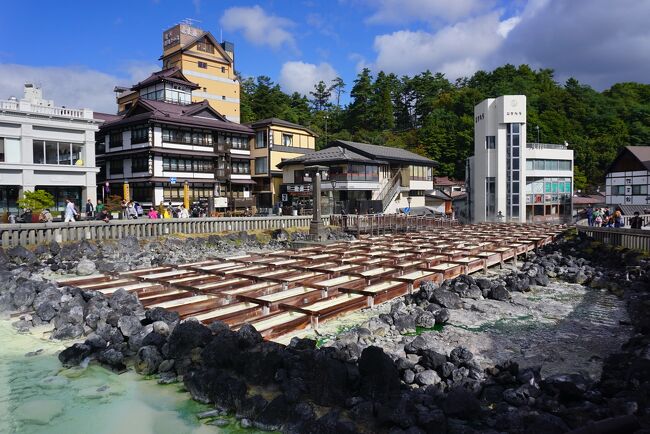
(181, 18), (202, 27)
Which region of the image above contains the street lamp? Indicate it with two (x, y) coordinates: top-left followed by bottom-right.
(331, 179), (337, 214)
(406, 196), (412, 211)
(535, 125), (540, 144)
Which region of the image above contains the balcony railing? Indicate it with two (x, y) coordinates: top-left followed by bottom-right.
(0, 99), (92, 119)
(526, 142), (569, 150)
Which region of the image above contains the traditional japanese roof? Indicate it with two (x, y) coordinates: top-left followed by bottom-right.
(607, 146), (650, 173)
(572, 194), (606, 205)
(94, 112), (123, 123)
(276, 146), (381, 168)
(433, 176), (464, 186)
(130, 67), (200, 91)
(98, 99), (253, 135)
(330, 140), (437, 166)
(246, 117), (317, 136)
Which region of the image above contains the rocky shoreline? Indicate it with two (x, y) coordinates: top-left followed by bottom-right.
(0, 231), (649, 433)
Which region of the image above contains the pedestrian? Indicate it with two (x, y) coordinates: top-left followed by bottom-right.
(126, 201), (138, 219)
(134, 202), (144, 217)
(586, 205), (594, 226)
(95, 199), (105, 214)
(179, 204), (189, 218)
(95, 208), (112, 223)
(630, 211), (644, 229)
(39, 208), (53, 223)
(594, 212), (603, 227)
(8, 213), (16, 224)
(613, 209), (623, 228)
(120, 199), (128, 219)
(496, 211), (504, 222)
(147, 208), (159, 219)
(64, 198), (78, 223)
(85, 199), (94, 218)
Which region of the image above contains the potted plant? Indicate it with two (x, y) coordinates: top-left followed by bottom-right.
(16, 190), (55, 223)
(105, 194), (123, 219)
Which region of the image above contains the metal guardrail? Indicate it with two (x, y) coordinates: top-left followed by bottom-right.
(0, 215), (331, 248)
(331, 214), (459, 236)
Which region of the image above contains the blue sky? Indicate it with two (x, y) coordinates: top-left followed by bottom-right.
(1, 0), (648, 112)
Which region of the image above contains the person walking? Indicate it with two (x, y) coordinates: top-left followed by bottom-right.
(95, 199), (105, 214)
(64, 198), (78, 223)
(179, 204), (189, 218)
(85, 199), (94, 218)
(496, 211), (504, 222)
(147, 208), (159, 219)
(586, 205), (594, 226)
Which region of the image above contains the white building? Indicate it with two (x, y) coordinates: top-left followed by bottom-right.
(0, 84), (101, 218)
(605, 146), (650, 212)
(468, 95), (574, 223)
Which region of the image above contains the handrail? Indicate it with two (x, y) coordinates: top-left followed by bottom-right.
(576, 221), (650, 252)
(0, 215), (331, 248)
(377, 172), (401, 212)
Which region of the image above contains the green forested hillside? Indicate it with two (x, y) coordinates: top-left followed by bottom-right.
(239, 65), (650, 191)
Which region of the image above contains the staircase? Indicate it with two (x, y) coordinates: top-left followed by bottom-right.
(377, 171), (401, 212)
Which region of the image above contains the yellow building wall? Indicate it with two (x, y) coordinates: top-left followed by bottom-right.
(269, 126), (315, 149)
(163, 50), (240, 121)
(271, 150), (304, 172)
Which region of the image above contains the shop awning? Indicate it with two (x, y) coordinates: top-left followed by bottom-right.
(230, 179), (257, 185)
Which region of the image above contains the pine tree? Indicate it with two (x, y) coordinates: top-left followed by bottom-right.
(310, 81), (332, 111)
(347, 68), (374, 131)
(329, 77), (346, 108)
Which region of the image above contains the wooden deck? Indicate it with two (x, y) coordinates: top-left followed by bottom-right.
(58, 222), (567, 341)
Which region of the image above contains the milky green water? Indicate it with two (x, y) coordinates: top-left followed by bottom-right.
(0, 321), (253, 434)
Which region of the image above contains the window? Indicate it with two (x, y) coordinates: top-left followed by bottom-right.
(632, 185), (648, 195)
(198, 61), (208, 69)
(131, 126), (149, 144)
(131, 156), (149, 173)
(255, 157), (268, 174)
(612, 185), (625, 195)
(294, 169), (305, 184)
(221, 66), (226, 73)
(409, 165), (431, 181)
(282, 134), (293, 147)
(162, 128), (213, 146)
(32, 140), (83, 165)
(486, 177), (496, 218)
(0, 137), (20, 163)
(255, 131), (267, 148)
(110, 159), (123, 175)
(109, 131), (123, 148)
(485, 136), (496, 149)
(196, 41), (214, 53)
(527, 159), (572, 171)
(231, 160), (250, 174)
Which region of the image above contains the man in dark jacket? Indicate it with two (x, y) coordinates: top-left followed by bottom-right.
(630, 212), (644, 229)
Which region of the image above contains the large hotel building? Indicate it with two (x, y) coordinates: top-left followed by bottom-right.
(468, 95), (574, 223)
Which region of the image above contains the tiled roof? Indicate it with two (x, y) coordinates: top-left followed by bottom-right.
(131, 67), (200, 91)
(618, 205), (650, 215)
(99, 99), (253, 135)
(94, 112), (123, 123)
(247, 117), (317, 135)
(276, 146), (380, 168)
(433, 176), (463, 186)
(572, 194), (606, 205)
(625, 146), (650, 171)
(331, 140), (437, 166)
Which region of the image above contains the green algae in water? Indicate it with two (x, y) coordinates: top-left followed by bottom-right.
(401, 323), (445, 336)
(448, 314), (537, 333)
(0, 321), (270, 434)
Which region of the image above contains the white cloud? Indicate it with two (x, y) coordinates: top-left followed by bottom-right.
(279, 61), (338, 96)
(0, 62), (159, 113)
(496, 0), (650, 89)
(366, 0), (493, 24)
(220, 6), (297, 52)
(372, 12), (516, 78)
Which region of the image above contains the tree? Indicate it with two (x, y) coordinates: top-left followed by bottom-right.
(310, 80), (332, 111)
(105, 195), (123, 213)
(329, 77), (346, 108)
(16, 190), (54, 212)
(347, 68), (374, 131)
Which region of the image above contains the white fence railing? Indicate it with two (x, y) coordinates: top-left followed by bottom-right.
(0, 215), (331, 248)
(576, 215), (650, 251)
